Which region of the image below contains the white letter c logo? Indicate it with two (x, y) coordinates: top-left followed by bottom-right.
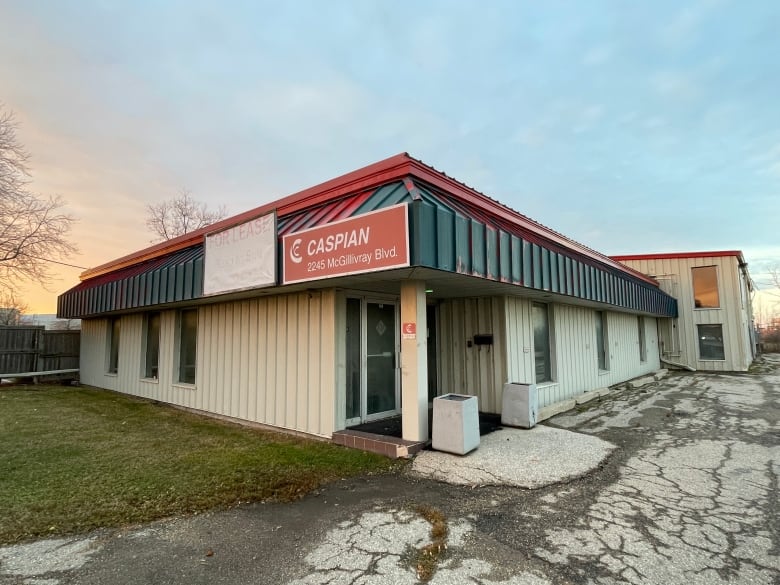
(290, 238), (303, 264)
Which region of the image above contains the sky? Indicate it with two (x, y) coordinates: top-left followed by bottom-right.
(0, 0), (778, 315)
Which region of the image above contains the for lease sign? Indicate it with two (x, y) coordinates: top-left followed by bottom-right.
(203, 212), (276, 295)
(282, 204), (409, 284)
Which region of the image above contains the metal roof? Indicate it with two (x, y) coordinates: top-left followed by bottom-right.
(58, 246), (203, 318)
(58, 176), (677, 319)
(78, 153), (654, 284)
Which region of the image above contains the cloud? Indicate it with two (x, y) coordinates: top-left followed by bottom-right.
(572, 105), (605, 134)
(651, 71), (700, 101)
(512, 127), (547, 148)
(234, 76), (371, 149)
(582, 45), (613, 66)
(748, 143), (780, 179)
(659, 0), (720, 48)
(2, 1), (779, 314)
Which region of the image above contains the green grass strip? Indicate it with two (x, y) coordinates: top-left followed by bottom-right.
(0, 385), (397, 544)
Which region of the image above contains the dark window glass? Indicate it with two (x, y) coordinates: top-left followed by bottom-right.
(692, 266), (719, 308)
(596, 311), (608, 370)
(698, 324), (725, 360)
(638, 316), (647, 362)
(144, 312), (161, 378)
(108, 318), (120, 374)
(533, 303), (552, 383)
(178, 309), (198, 384)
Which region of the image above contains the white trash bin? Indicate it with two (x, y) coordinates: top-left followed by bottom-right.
(501, 382), (538, 429)
(432, 394), (480, 455)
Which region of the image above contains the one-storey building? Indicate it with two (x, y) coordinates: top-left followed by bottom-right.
(612, 251), (756, 372)
(58, 154), (678, 450)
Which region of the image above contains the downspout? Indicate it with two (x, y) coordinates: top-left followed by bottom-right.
(660, 358), (696, 372)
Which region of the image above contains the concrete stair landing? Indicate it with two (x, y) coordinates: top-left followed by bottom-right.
(332, 430), (427, 459)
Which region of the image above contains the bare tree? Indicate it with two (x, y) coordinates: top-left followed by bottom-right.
(50, 318), (80, 330)
(145, 189), (227, 242)
(0, 105), (77, 292)
(768, 265), (780, 299)
(0, 290), (28, 325)
(0, 106), (29, 201)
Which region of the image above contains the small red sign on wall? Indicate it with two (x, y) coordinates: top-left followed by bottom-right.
(402, 322), (416, 340)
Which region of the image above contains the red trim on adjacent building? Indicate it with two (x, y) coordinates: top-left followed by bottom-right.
(79, 153), (659, 286)
(612, 251), (745, 262)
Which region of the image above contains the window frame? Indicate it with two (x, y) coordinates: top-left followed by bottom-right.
(106, 318), (120, 374)
(175, 308), (198, 386)
(638, 316), (647, 363)
(697, 323), (725, 361)
(595, 310), (609, 371)
(142, 312), (161, 380)
(532, 302), (554, 384)
(692, 266), (720, 309)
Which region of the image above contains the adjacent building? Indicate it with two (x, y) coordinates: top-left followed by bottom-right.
(58, 154), (678, 446)
(612, 251), (756, 372)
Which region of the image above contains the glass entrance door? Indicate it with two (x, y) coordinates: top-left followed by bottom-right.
(366, 302), (397, 417)
(345, 298), (362, 422)
(345, 298), (399, 424)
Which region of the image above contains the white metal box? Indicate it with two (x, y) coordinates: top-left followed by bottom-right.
(432, 394), (480, 455)
(501, 382), (538, 429)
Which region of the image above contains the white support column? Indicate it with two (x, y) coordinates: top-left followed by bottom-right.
(400, 280), (429, 442)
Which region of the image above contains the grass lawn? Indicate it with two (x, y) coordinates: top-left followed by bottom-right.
(0, 385), (398, 544)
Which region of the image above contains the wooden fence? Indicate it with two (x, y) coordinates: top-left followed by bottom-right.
(0, 326), (80, 376)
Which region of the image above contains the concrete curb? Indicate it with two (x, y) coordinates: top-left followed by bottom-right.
(538, 368), (669, 422)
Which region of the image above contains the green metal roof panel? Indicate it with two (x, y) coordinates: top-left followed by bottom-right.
(408, 199), (677, 317)
(57, 246), (205, 318)
(59, 173), (677, 319)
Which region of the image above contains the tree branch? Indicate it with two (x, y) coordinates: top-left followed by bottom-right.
(145, 188), (227, 242)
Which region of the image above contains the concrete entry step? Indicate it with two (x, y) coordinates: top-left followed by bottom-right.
(332, 430), (427, 459)
(346, 411), (504, 438)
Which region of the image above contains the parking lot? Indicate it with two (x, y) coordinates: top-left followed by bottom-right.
(1, 356), (778, 585)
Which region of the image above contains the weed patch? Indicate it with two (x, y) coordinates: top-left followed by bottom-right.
(412, 505), (449, 582)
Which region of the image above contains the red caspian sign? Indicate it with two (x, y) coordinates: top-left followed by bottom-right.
(282, 204), (409, 284)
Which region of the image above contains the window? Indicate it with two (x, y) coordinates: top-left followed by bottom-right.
(596, 311), (609, 370)
(177, 309), (198, 384)
(107, 318), (120, 374)
(533, 303), (553, 383)
(692, 266), (719, 308)
(144, 312), (161, 379)
(698, 324), (725, 360)
(638, 316), (647, 362)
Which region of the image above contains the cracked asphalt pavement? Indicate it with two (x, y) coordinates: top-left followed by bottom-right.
(2, 355), (778, 585)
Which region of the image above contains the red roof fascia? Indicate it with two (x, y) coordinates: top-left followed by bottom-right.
(403, 159), (660, 286)
(69, 254), (168, 292)
(80, 152), (659, 287)
(612, 251), (745, 263)
(80, 154), (415, 280)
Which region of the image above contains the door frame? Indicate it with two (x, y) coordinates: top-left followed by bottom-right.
(345, 294), (400, 426)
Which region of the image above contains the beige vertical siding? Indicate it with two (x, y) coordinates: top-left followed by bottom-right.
(504, 296), (535, 388)
(542, 306), (659, 408)
(436, 296), (659, 413)
(737, 268), (756, 361)
(80, 318), (119, 391)
(78, 290), (337, 438)
(618, 256), (752, 371)
(503, 299), (660, 409)
(437, 297), (507, 413)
